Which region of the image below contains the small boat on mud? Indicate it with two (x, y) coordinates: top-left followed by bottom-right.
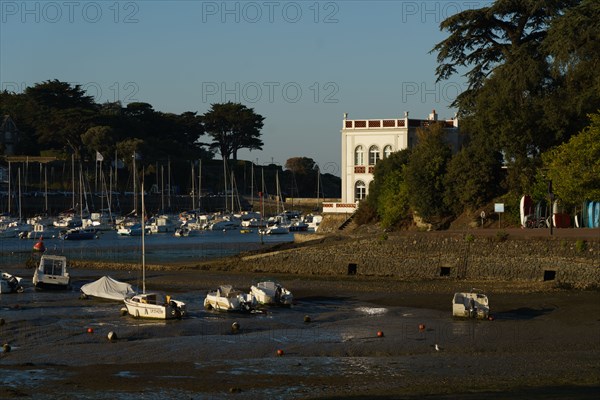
(33, 254), (70, 290)
(122, 185), (187, 320)
(123, 292), (187, 319)
(81, 276), (136, 301)
(452, 290), (489, 319)
(250, 280), (293, 306)
(204, 285), (255, 312)
(1, 271), (25, 293)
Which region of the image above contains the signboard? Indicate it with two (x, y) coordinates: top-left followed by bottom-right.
(494, 203), (505, 213)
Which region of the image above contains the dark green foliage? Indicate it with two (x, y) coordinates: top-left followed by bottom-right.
(444, 136), (504, 214)
(575, 240), (587, 253)
(432, 0), (599, 197)
(202, 102), (264, 161)
(354, 200), (378, 225)
(366, 149), (412, 228)
(0, 80), (206, 162)
(541, 113), (600, 207)
(404, 124), (452, 220)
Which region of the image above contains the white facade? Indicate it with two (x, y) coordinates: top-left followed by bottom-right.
(339, 110), (459, 204)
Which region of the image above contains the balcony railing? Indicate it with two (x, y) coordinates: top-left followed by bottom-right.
(345, 119), (406, 129)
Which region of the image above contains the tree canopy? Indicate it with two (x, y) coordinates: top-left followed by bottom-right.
(202, 102), (264, 161)
(541, 113), (600, 206)
(432, 0), (599, 195)
(0, 80), (206, 162)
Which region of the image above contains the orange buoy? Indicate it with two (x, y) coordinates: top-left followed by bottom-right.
(276, 349), (284, 356)
(377, 331), (384, 337)
(488, 315), (495, 321)
(418, 323), (426, 332)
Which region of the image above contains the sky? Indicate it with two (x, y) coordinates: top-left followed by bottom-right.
(0, 0), (493, 176)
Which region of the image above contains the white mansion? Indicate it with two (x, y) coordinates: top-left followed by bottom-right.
(323, 110), (460, 214)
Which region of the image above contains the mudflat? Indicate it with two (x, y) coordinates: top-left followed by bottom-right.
(1, 266), (599, 399)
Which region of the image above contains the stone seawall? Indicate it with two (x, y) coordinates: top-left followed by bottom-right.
(227, 233), (600, 289)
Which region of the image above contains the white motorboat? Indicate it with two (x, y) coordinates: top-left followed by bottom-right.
(0, 271), (25, 293)
(209, 218), (241, 231)
(116, 223), (148, 236)
(203, 285), (255, 312)
(259, 224), (289, 235)
(33, 254), (70, 290)
(250, 280), (293, 306)
(452, 290), (490, 319)
(122, 184), (187, 320)
(174, 226), (201, 237)
(148, 215), (181, 234)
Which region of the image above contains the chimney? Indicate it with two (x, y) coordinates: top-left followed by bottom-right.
(428, 109), (438, 121)
(404, 111), (409, 118)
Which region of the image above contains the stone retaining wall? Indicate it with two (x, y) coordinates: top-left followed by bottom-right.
(233, 234), (599, 289)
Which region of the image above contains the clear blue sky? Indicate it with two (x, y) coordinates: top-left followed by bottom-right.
(1, 0), (491, 175)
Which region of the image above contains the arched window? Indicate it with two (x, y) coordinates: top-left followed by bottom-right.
(354, 180), (366, 201)
(354, 145), (364, 166)
(383, 145), (393, 159)
(369, 145), (380, 165)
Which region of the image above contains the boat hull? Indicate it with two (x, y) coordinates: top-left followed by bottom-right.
(124, 294), (186, 319)
(250, 281), (293, 306)
(0, 272), (24, 293)
(33, 255), (70, 290)
(33, 280), (70, 290)
(452, 292), (489, 319)
(204, 286), (254, 312)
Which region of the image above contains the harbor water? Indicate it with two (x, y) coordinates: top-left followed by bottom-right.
(0, 229), (295, 268)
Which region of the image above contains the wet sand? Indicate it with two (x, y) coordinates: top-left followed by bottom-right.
(1, 266), (599, 399)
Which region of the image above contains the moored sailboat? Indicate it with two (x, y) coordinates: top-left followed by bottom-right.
(122, 183), (186, 319)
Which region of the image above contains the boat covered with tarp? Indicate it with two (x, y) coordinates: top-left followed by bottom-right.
(81, 276), (136, 301)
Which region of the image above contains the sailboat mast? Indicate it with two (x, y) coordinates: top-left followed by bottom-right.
(276, 170), (280, 215)
(71, 154), (75, 210)
(7, 161), (10, 214)
(133, 152), (137, 216)
(316, 165), (321, 210)
(167, 158), (171, 209)
(198, 159), (202, 211)
(114, 150), (118, 201)
(191, 162), (196, 210)
(161, 165), (165, 212)
(141, 182), (146, 294)
(222, 157), (228, 212)
(17, 167), (21, 221)
(250, 162), (254, 209)
(44, 164), (48, 212)
(79, 165), (83, 219)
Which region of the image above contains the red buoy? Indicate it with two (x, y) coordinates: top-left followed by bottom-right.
(87, 327), (94, 334)
(377, 331), (384, 337)
(33, 237), (45, 252)
(276, 349), (284, 356)
(418, 324), (426, 332)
